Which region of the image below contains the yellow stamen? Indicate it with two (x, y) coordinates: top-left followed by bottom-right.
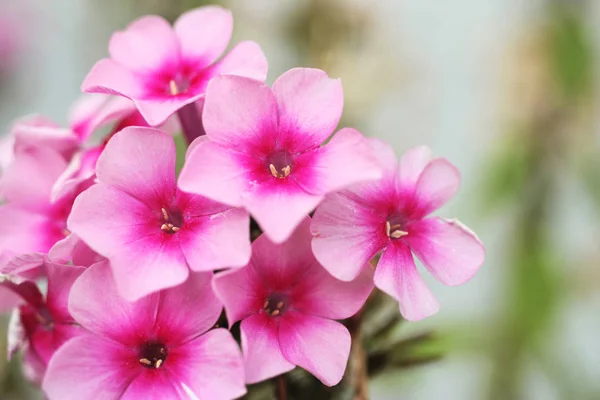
(139, 358), (152, 366)
(169, 80), (179, 96)
(161, 224), (170, 231)
(271, 309), (280, 316)
(171, 226), (180, 232)
(385, 221), (391, 237)
(276, 301), (284, 309)
(390, 230), (408, 239)
(282, 165), (291, 177)
(161, 208), (169, 221)
(155, 359), (163, 368)
(269, 164), (278, 178)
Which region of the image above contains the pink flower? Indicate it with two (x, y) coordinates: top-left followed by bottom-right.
(0, 147), (75, 269)
(68, 127), (251, 301)
(43, 261), (246, 400)
(0, 262), (86, 383)
(179, 68), (382, 243)
(311, 143), (486, 321)
(82, 6), (268, 126)
(212, 218), (373, 386)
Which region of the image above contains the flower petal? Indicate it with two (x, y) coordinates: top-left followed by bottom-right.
(154, 271), (221, 346)
(279, 311), (350, 387)
(134, 95), (203, 127)
(0, 147), (67, 213)
(167, 329), (246, 400)
(82, 58), (145, 98)
(45, 262), (86, 322)
(294, 128), (382, 196)
(43, 334), (139, 400)
(398, 145), (432, 188)
(121, 370), (183, 400)
(212, 263), (267, 326)
(272, 68), (343, 153)
(0, 206), (59, 262)
(202, 75), (278, 152)
(374, 242), (439, 321)
(241, 313), (294, 384)
(95, 127), (175, 203)
(68, 261), (159, 346)
(178, 193), (251, 272)
(209, 41), (268, 82)
(243, 180), (323, 244)
(174, 6), (233, 68)
(311, 192), (388, 281)
(292, 260), (374, 320)
(109, 15), (179, 74)
(413, 158), (460, 217)
(405, 217), (485, 286)
(179, 140), (258, 207)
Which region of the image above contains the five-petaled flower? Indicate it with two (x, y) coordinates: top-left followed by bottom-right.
(212, 218), (374, 386)
(0, 262), (85, 383)
(67, 127), (251, 301)
(43, 261), (246, 400)
(311, 143), (486, 321)
(179, 68), (382, 243)
(82, 6), (268, 126)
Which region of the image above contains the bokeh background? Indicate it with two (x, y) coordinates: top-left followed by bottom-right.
(0, 0), (599, 399)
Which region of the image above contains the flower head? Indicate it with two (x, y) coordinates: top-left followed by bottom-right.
(43, 261), (246, 400)
(212, 218), (373, 386)
(0, 262), (86, 383)
(68, 127), (251, 301)
(82, 6), (268, 126)
(311, 143), (486, 320)
(179, 68), (382, 243)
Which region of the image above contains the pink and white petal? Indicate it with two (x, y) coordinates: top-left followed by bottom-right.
(95, 127), (175, 202)
(405, 217), (485, 286)
(249, 217), (316, 289)
(398, 145), (432, 188)
(311, 193), (388, 281)
(178, 141), (255, 207)
(175, 6), (233, 68)
(0, 285), (24, 313)
(292, 261), (374, 320)
(0, 147), (67, 212)
(154, 271), (222, 346)
(109, 236), (190, 302)
(209, 41), (268, 82)
(413, 158), (460, 217)
(68, 261), (159, 345)
(243, 181), (323, 244)
(88, 96), (140, 133)
(279, 311), (350, 387)
(0, 252), (46, 281)
(241, 313), (295, 384)
(45, 262), (86, 321)
(374, 242), (439, 321)
(202, 75), (278, 151)
(134, 94), (203, 127)
(272, 68), (343, 153)
(31, 323), (86, 365)
(180, 208), (251, 271)
(43, 334), (139, 400)
(109, 15), (179, 74)
(51, 147), (100, 202)
(82, 58), (146, 98)
(0, 206), (59, 261)
(167, 329), (246, 400)
(48, 234), (103, 267)
(12, 118), (78, 160)
(212, 264), (267, 326)
(294, 128), (382, 196)
(67, 184), (155, 258)
(68, 94), (111, 140)
(121, 370), (183, 400)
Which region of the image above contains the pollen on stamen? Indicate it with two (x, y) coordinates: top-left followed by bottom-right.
(269, 163), (292, 179)
(169, 80), (179, 96)
(161, 208), (169, 221)
(155, 359), (163, 368)
(269, 163), (278, 178)
(139, 358), (152, 366)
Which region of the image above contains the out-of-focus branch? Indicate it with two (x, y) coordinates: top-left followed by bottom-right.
(347, 313), (369, 400)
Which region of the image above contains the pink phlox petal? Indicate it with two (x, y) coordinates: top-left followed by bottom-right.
(208, 40), (268, 83)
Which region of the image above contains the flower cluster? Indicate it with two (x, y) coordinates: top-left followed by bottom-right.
(0, 5), (485, 400)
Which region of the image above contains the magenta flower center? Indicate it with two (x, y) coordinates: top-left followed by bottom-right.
(266, 150), (293, 179)
(263, 293), (289, 317)
(385, 215), (408, 240)
(160, 207), (184, 234)
(138, 341), (168, 369)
